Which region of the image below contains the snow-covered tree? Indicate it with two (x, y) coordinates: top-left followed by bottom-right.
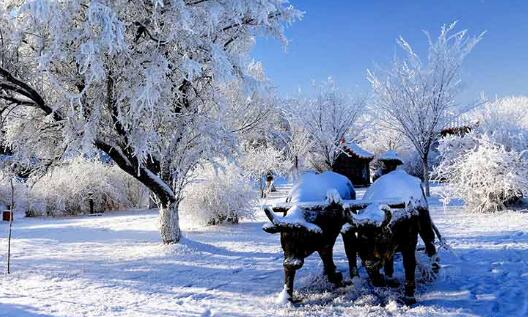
(0, 1), (300, 243)
(286, 78), (366, 171)
(435, 96), (528, 212)
(368, 22), (483, 196)
(475, 96), (528, 151)
(435, 133), (528, 212)
(281, 121), (313, 177)
(240, 144), (287, 197)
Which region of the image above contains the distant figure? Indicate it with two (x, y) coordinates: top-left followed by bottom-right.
(372, 150), (405, 181)
(265, 171), (276, 196)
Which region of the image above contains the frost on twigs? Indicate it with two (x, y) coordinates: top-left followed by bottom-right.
(435, 97), (528, 213)
(0, 0), (301, 241)
(436, 133), (528, 212)
(180, 162), (256, 226)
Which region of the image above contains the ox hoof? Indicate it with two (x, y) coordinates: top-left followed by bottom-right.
(370, 276), (387, 287)
(349, 267), (359, 279)
(431, 255), (441, 274)
(328, 271), (343, 286)
(399, 295), (417, 306)
(385, 277), (400, 288)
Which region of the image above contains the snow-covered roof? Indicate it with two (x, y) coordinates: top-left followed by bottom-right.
(343, 142), (374, 159)
(378, 150), (404, 164)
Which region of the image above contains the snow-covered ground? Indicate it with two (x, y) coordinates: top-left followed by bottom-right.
(1, 185), (528, 316)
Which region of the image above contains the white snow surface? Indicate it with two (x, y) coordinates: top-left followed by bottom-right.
(1, 185), (528, 316)
(287, 171), (355, 203)
(363, 169), (426, 207)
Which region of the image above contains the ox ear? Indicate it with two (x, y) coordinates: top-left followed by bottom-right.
(326, 189), (343, 205)
(380, 205), (392, 227)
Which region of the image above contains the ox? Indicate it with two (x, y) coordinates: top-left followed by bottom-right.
(342, 169), (440, 305)
(262, 171), (355, 303)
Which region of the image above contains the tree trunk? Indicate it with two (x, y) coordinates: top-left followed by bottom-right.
(422, 156), (431, 197)
(159, 200), (182, 244)
(259, 177), (264, 198)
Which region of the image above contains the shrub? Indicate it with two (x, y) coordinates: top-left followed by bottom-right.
(435, 133), (528, 212)
(27, 157), (149, 216)
(181, 162), (257, 226)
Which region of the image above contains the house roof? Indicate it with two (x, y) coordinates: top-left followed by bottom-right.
(343, 142), (374, 159)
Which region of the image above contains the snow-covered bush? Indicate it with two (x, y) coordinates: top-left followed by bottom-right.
(435, 134), (528, 212)
(475, 96), (528, 151)
(181, 162), (257, 226)
(27, 158), (148, 216)
(435, 96), (528, 212)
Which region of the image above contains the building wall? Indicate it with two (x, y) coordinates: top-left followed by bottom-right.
(332, 153), (371, 187)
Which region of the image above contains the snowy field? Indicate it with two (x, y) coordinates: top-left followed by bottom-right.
(1, 185), (528, 317)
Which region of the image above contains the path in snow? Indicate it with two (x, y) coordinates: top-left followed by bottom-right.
(0, 185), (527, 316)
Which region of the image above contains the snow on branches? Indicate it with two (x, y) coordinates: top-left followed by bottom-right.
(368, 22), (483, 196)
(285, 79), (366, 172)
(436, 133), (528, 213)
(180, 161), (256, 226)
(436, 96), (528, 212)
(0, 0), (300, 243)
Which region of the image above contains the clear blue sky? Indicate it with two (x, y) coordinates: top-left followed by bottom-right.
(252, 0), (528, 103)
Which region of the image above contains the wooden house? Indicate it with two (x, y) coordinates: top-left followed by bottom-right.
(332, 142), (374, 187)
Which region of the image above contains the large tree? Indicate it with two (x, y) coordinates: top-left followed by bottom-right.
(286, 79), (366, 172)
(0, 0), (300, 243)
(368, 22), (483, 196)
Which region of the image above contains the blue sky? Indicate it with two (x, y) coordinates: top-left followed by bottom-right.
(252, 0), (528, 103)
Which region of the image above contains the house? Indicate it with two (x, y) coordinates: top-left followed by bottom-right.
(332, 141), (374, 187)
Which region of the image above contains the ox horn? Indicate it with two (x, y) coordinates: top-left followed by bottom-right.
(263, 205), (278, 224)
(263, 205), (323, 234)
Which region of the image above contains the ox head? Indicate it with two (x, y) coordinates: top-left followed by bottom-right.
(345, 204), (393, 270)
(262, 205), (323, 270)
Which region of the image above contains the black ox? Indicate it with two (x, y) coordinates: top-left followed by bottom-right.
(263, 171), (439, 305)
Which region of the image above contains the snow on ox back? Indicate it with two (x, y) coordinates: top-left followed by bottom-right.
(287, 171), (356, 204)
(363, 169), (426, 209)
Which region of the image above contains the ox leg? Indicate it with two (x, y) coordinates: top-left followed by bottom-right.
(418, 207), (440, 273)
(401, 247), (417, 305)
(384, 256), (400, 288)
(284, 267), (296, 302)
(418, 208), (437, 257)
(318, 248), (343, 286)
(366, 266), (386, 287)
(343, 233), (359, 278)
